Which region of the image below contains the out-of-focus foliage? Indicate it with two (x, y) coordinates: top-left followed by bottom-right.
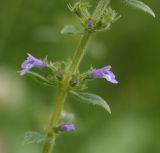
(0, 0), (160, 153)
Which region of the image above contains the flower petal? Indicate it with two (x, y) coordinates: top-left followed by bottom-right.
(104, 75), (118, 84)
(27, 53), (45, 69)
(91, 65), (118, 84)
(33, 60), (45, 69)
(20, 53), (45, 76)
(21, 60), (30, 69)
(20, 68), (30, 76)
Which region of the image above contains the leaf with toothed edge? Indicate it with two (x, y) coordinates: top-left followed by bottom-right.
(124, 0), (155, 18)
(70, 91), (111, 114)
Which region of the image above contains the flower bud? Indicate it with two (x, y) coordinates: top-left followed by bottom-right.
(60, 124), (75, 132)
(70, 77), (80, 86)
(87, 20), (94, 29)
(55, 72), (63, 80)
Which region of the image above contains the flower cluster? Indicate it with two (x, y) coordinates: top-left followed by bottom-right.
(20, 54), (118, 85)
(20, 1), (119, 136)
(68, 1), (120, 32)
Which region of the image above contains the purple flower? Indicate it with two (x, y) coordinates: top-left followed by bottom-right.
(20, 53), (45, 76)
(91, 65), (118, 84)
(87, 20), (94, 29)
(60, 124), (75, 132)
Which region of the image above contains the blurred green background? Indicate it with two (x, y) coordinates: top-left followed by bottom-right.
(0, 0), (160, 153)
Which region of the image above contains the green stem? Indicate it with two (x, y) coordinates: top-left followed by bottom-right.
(42, 31), (92, 153)
(69, 32), (91, 73)
(42, 89), (67, 153)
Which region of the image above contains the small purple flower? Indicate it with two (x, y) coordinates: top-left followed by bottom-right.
(60, 124), (75, 132)
(91, 65), (118, 84)
(20, 53), (45, 76)
(87, 20), (94, 29)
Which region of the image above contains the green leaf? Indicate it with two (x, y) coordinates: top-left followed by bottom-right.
(124, 0), (155, 18)
(23, 131), (47, 145)
(27, 71), (55, 86)
(61, 25), (84, 35)
(71, 91), (111, 114)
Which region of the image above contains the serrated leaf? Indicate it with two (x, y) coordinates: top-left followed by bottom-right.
(124, 0), (155, 18)
(71, 91), (111, 114)
(23, 131), (47, 145)
(27, 71), (55, 86)
(61, 25), (84, 35)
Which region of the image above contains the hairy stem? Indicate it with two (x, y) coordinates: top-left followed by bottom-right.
(69, 32), (91, 73)
(42, 89), (67, 153)
(42, 31), (92, 153)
